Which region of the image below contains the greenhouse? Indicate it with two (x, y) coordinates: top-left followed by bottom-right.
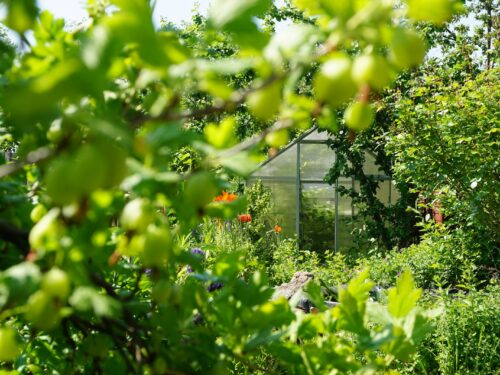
(247, 127), (400, 251)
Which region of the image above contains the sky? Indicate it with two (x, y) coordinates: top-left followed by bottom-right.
(0, 0), (211, 44)
(37, 0), (211, 25)
(1, 1), (478, 58)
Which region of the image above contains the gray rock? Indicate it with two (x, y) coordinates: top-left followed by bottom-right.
(272, 271), (315, 301)
(273, 272), (340, 312)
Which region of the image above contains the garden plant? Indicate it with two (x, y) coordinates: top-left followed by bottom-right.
(0, 0), (498, 374)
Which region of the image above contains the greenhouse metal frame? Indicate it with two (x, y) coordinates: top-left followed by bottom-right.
(247, 127), (398, 251)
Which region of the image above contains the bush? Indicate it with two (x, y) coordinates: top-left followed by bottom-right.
(434, 284), (500, 374)
(361, 231), (478, 289)
(270, 239), (351, 287)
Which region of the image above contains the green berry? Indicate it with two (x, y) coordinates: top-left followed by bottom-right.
(265, 129), (289, 148)
(0, 327), (22, 362)
(141, 225), (172, 267)
(42, 268), (71, 300)
(45, 156), (81, 205)
(314, 53), (357, 107)
(352, 54), (392, 90)
(25, 290), (61, 331)
(121, 199), (156, 232)
(390, 28), (426, 69)
(29, 208), (63, 251)
(30, 204), (47, 223)
(246, 81), (282, 121)
(344, 102), (375, 131)
(407, 0), (456, 25)
(184, 172), (217, 208)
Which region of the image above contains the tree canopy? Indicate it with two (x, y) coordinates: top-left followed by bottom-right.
(1, 0), (497, 374)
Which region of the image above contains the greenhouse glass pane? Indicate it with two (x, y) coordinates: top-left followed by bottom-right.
(337, 180), (355, 250)
(300, 144), (335, 181)
(363, 151), (383, 176)
(376, 180), (391, 204)
(251, 144), (297, 178)
(390, 180), (401, 204)
(247, 178), (296, 236)
(300, 183), (335, 251)
(301, 129), (330, 141)
(353, 180), (361, 216)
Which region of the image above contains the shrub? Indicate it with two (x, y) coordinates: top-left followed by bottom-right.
(270, 239), (350, 287)
(361, 231), (478, 289)
(434, 284), (500, 374)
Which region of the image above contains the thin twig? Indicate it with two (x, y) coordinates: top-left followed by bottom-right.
(90, 273), (120, 299)
(0, 147), (52, 179)
(123, 271), (144, 301)
(218, 119), (294, 158)
(70, 315), (138, 375)
(133, 74), (283, 126)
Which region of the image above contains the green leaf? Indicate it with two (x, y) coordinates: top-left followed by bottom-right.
(3, 0), (39, 32)
(213, 251), (245, 278)
(303, 281), (326, 312)
(335, 289), (368, 335)
(405, 310), (434, 345)
(334, 270), (373, 335)
(0, 262), (41, 307)
(292, 314), (325, 340)
(205, 196), (248, 220)
(244, 330), (285, 352)
(204, 117), (237, 149)
(69, 287), (121, 318)
(245, 298), (295, 330)
(385, 325), (417, 361)
(219, 152), (259, 176)
(388, 270), (422, 318)
(366, 301), (392, 326)
(209, 0), (271, 30)
(208, 0), (271, 47)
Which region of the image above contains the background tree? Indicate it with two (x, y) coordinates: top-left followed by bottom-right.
(0, 0), (471, 373)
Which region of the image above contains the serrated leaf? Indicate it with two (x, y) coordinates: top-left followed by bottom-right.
(303, 281), (326, 312)
(388, 270), (422, 318)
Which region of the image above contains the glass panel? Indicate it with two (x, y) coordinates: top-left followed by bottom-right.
(301, 129), (330, 141)
(247, 178), (297, 236)
(337, 180), (355, 250)
(252, 144), (297, 178)
(376, 180), (391, 204)
(363, 151), (383, 176)
(300, 144), (335, 181)
(300, 183), (335, 251)
(390, 180), (401, 204)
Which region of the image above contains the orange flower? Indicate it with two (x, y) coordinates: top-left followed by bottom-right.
(214, 191), (238, 202)
(274, 225), (282, 233)
(226, 193), (237, 202)
(238, 214), (252, 223)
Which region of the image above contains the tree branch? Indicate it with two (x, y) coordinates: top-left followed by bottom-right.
(218, 119), (294, 158)
(132, 74), (284, 126)
(0, 147), (53, 179)
(0, 219), (30, 255)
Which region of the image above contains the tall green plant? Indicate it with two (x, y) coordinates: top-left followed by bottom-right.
(0, 0), (460, 372)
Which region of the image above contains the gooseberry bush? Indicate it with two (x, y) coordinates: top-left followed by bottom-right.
(0, 0), (460, 373)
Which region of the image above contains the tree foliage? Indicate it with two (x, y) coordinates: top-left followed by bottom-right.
(0, 0), (464, 373)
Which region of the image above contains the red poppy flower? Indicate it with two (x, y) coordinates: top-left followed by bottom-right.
(238, 214), (252, 223)
(274, 225), (282, 233)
